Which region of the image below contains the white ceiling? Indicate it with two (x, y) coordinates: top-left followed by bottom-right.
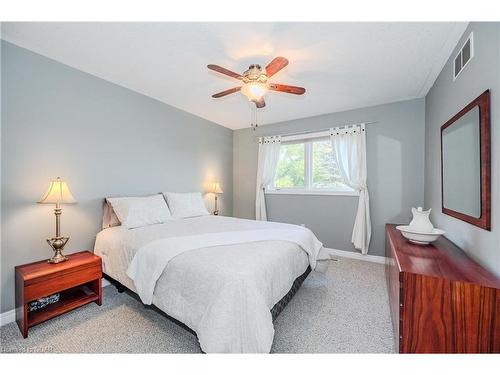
(1, 22), (467, 129)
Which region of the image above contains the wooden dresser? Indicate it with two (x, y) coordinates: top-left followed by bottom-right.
(385, 224), (500, 353)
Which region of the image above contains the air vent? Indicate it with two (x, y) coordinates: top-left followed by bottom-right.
(453, 32), (474, 80)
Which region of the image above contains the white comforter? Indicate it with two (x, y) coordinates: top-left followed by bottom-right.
(94, 215), (322, 353)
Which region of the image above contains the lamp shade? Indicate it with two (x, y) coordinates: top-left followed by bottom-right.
(38, 177), (76, 204)
(211, 182), (223, 194)
(241, 82), (268, 101)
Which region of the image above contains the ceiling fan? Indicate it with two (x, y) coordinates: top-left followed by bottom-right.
(207, 57), (306, 109)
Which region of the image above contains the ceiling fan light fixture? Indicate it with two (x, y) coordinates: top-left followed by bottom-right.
(241, 82), (268, 102)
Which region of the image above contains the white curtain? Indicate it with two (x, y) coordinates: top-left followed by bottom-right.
(255, 136), (281, 221)
(330, 124), (371, 254)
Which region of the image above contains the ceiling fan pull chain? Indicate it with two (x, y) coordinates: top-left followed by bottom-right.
(253, 106), (255, 130)
(251, 106), (258, 130)
(250, 105), (253, 130)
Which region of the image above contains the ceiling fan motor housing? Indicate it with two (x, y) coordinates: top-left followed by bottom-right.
(243, 64), (268, 84)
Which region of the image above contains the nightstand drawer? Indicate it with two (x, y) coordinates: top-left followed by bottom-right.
(24, 266), (101, 302)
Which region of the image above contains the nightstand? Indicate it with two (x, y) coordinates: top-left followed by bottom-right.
(15, 251), (102, 338)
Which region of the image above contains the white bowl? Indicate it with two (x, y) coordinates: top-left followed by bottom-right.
(396, 225), (445, 245)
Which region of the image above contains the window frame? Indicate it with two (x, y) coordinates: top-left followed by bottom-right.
(266, 132), (359, 197)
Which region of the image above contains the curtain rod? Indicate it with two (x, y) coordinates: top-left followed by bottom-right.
(254, 121), (377, 140)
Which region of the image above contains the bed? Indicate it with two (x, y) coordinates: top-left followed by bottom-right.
(94, 200), (322, 353)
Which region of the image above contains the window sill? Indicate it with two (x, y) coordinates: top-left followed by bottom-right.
(265, 189), (359, 197)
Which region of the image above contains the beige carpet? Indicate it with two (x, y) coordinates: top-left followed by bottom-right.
(0, 257), (395, 353)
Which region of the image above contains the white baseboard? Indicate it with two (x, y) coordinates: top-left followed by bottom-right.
(320, 247), (387, 264)
(1, 277), (111, 327)
(0, 308), (16, 327)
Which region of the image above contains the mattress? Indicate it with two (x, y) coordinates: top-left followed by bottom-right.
(94, 215), (313, 352)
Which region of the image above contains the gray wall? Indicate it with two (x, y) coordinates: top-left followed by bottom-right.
(1, 41), (233, 313)
(233, 99), (426, 256)
(424, 22), (500, 277)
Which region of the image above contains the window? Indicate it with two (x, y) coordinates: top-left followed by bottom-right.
(274, 142), (305, 189)
(268, 136), (356, 195)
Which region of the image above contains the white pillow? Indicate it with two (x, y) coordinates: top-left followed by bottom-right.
(107, 194), (173, 229)
(163, 192), (209, 218)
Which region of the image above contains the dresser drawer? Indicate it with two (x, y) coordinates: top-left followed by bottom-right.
(24, 266), (101, 302)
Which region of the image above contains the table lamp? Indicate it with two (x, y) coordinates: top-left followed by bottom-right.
(38, 177), (76, 263)
(211, 182), (223, 216)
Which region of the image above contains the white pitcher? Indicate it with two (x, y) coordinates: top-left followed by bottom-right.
(409, 207), (434, 233)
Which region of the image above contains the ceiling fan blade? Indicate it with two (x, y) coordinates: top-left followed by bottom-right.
(212, 87), (242, 98)
(265, 57), (289, 77)
(253, 97), (266, 108)
(269, 83), (306, 95)
(207, 64), (244, 80)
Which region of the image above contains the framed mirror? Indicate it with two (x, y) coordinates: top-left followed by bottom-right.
(441, 90), (491, 230)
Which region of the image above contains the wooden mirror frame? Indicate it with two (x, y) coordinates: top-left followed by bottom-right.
(440, 89), (491, 230)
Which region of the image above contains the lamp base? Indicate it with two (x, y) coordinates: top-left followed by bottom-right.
(48, 251), (68, 264)
(46, 236), (69, 264)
